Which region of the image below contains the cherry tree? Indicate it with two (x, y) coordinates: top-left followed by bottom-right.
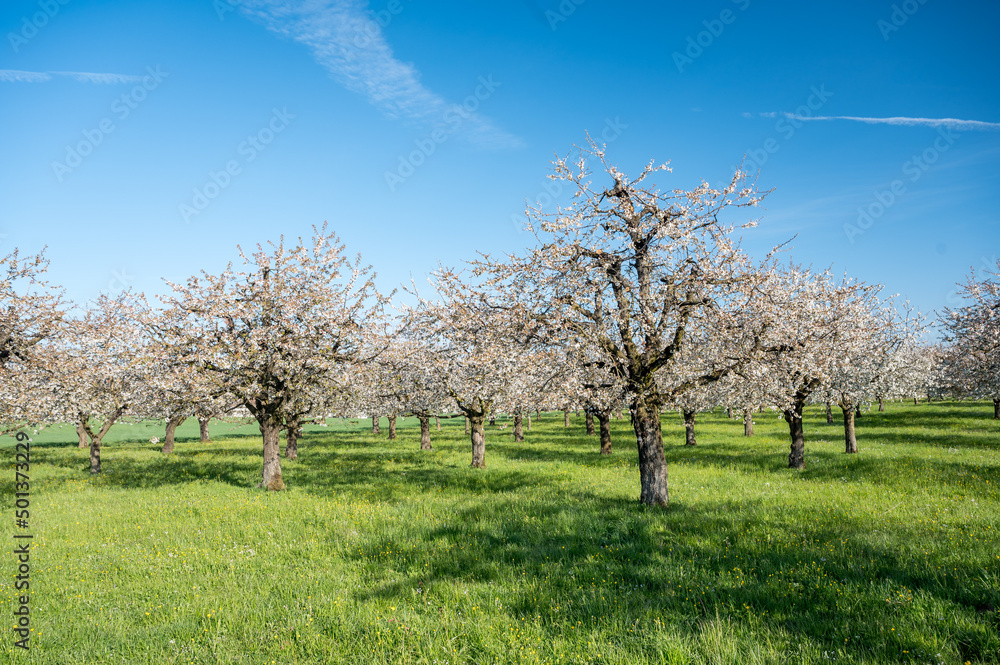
(140, 312), (236, 454)
(561, 341), (628, 453)
(485, 139), (770, 506)
(715, 368), (772, 437)
(914, 344), (951, 403)
(44, 293), (152, 473)
(1, 248), (67, 429)
(509, 350), (562, 442)
(404, 267), (529, 468)
(356, 340), (408, 441)
(372, 334), (452, 450)
(0, 343), (62, 433)
(745, 266), (887, 468)
(157, 225), (388, 490)
(940, 261), (1000, 418)
(667, 381), (721, 448)
(825, 294), (922, 453)
(1, 248), (66, 369)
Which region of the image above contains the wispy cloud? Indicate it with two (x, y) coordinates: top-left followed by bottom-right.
(233, 0), (522, 148)
(0, 70), (52, 83)
(759, 112), (1000, 131)
(49, 71), (146, 84)
(0, 69), (145, 84)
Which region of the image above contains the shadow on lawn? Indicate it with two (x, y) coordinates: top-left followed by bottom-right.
(663, 440), (1000, 498)
(32, 444), (260, 489)
(35, 431), (556, 499)
(24, 411), (999, 659)
(290, 447), (558, 499)
(34, 405), (997, 502)
(349, 495), (999, 662)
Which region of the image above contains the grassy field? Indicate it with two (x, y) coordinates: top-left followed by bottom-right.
(1, 402), (998, 664)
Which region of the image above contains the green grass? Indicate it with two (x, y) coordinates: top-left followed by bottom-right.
(1, 403), (998, 664)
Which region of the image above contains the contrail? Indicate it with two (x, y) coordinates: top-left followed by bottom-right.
(0, 69), (145, 84)
(763, 112), (1000, 131)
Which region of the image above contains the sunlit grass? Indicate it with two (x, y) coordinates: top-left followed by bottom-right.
(1, 402), (998, 663)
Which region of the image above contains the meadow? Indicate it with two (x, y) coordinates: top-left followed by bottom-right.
(1, 402), (998, 664)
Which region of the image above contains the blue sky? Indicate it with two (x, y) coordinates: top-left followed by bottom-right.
(1, 0), (998, 324)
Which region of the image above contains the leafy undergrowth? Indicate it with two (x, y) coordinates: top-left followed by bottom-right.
(1, 402), (998, 664)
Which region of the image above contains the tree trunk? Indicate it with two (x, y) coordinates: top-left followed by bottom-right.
(83, 408), (125, 474)
(878, 397), (885, 412)
(913, 397), (918, 406)
(259, 417), (285, 490)
(683, 409), (697, 446)
(464, 417), (470, 435)
(825, 402), (833, 424)
(419, 415), (432, 450)
(371, 415), (380, 435)
(526, 414), (531, 431)
(784, 406), (806, 469)
(563, 409), (570, 427)
(513, 413), (524, 442)
(435, 416), (441, 431)
(388, 415), (397, 440)
(83, 421), (107, 473)
(469, 415), (486, 468)
(743, 409), (754, 437)
(489, 415), (496, 426)
(993, 398), (1000, 420)
(726, 406), (733, 419)
(598, 411), (612, 454)
(90, 433), (102, 474)
(585, 411), (595, 436)
(284, 417), (300, 460)
(842, 405), (858, 454)
(198, 417), (211, 442)
(631, 399), (668, 506)
(855, 404), (862, 418)
(77, 419), (88, 448)
(162, 415), (186, 454)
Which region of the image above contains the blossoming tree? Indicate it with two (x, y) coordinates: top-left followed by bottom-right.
(940, 261), (1000, 418)
(157, 225), (388, 490)
(488, 139), (775, 505)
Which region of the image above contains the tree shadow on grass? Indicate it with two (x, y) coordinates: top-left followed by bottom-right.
(662, 442), (1000, 500)
(856, 427), (1000, 451)
(26, 432), (554, 500)
(494, 441), (629, 468)
(347, 495), (999, 662)
(290, 447), (556, 500)
(33, 448), (261, 490)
